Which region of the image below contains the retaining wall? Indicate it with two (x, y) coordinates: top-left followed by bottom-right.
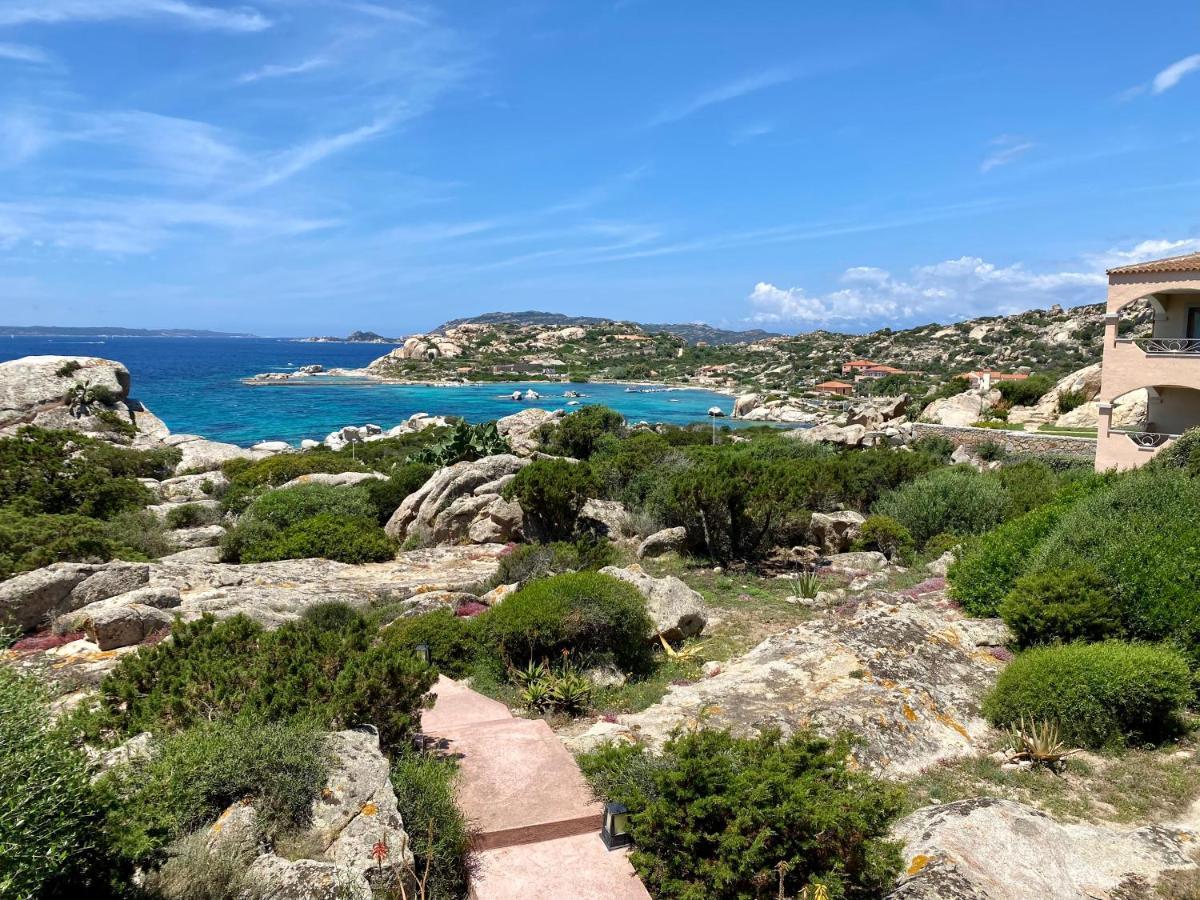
(911, 422), (1096, 460)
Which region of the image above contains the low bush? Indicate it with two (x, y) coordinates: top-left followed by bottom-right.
(1057, 389), (1088, 415)
(489, 536), (617, 587)
(360, 462), (434, 524)
(383, 610), (481, 678)
(578, 728), (903, 899)
(874, 467), (1009, 548)
(983, 641), (1192, 749)
(1028, 469), (1200, 654)
(1150, 425), (1200, 476)
(0, 508), (140, 581)
(220, 484), (392, 563)
(105, 508), (176, 560)
(101, 718), (328, 869)
(479, 572), (653, 674)
(998, 568), (1121, 647)
(997, 373), (1054, 406)
(165, 503), (220, 529)
(503, 458), (598, 541)
(220, 453), (370, 514)
(81, 609), (435, 752)
(243, 513), (395, 564)
(0, 668), (108, 899)
(541, 405), (626, 460)
(390, 749), (474, 899)
(853, 514), (914, 559)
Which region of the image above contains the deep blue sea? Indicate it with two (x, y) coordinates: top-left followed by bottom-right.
(0, 337), (737, 446)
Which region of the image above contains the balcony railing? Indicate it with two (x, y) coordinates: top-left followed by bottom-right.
(1143, 338), (1200, 355)
(1110, 429), (1180, 449)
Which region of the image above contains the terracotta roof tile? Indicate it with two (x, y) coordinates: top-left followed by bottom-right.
(1107, 251), (1200, 276)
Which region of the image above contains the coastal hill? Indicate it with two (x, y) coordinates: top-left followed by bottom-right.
(366, 301), (1146, 393)
(0, 325), (256, 338)
(434, 311), (784, 346)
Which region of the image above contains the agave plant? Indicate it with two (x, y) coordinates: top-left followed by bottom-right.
(509, 659), (549, 689)
(1006, 716), (1079, 768)
(518, 678), (554, 712)
(546, 668), (593, 715)
(790, 570), (824, 600)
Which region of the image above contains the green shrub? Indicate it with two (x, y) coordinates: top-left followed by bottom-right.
(996, 459), (1061, 516)
(390, 749), (474, 899)
(220, 452), (370, 514)
(165, 503), (220, 529)
(480, 572), (653, 673)
(998, 568), (1121, 647)
(0, 507), (141, 582)
(853, 514), (914, 559)
(101, 718), (328, 869)
(909, 434), (955, 460)
(997, 373), (1053, 406)
(982, 641), (1192, 749)
(0, 668), (107, 899)
(491, 536), (616, 586)
(504, 458), (598, 541)
(237, 483), (376, 531)
(541, 405), (626, 460)
(975, 439), (1007, 462)
(1057, 389), (1088, 415)
(579, 729), (903, 900)
(361, 463), (434, 524)
(244, 513), (395, 564)
(1028, 469), (1200, 653)
(1150, 426), (1200, 476)
(82, 610), (435, 752)
(383, 610), (481, 678)
(139, 831), (262, 900)
(55, 360), (82, 377)
(874, 467), (1009, 547)
(104, 508), (176, 560)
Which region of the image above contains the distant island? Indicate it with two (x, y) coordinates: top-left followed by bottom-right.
(0, 325), (257, 338)
(298, 330), (398, 344)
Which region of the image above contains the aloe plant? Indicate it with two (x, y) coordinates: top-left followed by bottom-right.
(1006, 715), (1078, 768)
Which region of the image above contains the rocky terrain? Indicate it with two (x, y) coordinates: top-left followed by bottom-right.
(3, 350), (1198, 899)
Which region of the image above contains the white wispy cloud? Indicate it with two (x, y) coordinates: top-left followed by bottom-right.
(238, 56), (332, 84)
(0, 0), (271, 32)
(249, 115), (397, 190)
(748, 254), (1109, 329)
(980, 135), (1034, 173)
(0, 42), (52, 65)
(1087, 237), (1200, 270)
(650, 66), (801, 126)
(1153, 54), (1200, 94)
(730, 121), (775, 145)
(0, 110), (50, 168)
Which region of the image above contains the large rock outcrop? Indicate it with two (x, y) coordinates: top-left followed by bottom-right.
(889, 798), (1197, 899)
(581, 586), (1005, 774)
(496, 407), (561, 456)
(384, 454), (529, 545)
(920, 391), (994, 427)
(0, 355), (133, 436)
(599, 564), (708, 641)
(164, 433), (270, 474)
(0, 561), (149, 632)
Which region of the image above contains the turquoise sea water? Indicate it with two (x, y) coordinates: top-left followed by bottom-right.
(0, 337), (737, 446)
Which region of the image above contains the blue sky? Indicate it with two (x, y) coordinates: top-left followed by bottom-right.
(0, 0), (1198, 336)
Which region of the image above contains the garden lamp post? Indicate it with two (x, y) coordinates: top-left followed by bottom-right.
(600, 802), (632, 850)
(707, 406), (722, 445)
(415, 643), (431, 665)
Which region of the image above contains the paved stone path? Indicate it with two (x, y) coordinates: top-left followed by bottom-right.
(421, 676), (650, 899)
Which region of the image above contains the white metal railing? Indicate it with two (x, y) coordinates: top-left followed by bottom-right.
(1110, 430), (1180, 449)
(1143, 337), (1200, 355)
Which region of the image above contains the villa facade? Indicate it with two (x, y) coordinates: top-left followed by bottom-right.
(1096, 251), (1200, 470)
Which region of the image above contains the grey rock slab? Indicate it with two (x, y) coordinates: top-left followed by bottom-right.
(599, 564), (707, 641)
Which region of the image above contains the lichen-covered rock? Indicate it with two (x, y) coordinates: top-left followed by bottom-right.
(159, 471), (229, 501)
(826, 551), (888, 574)
(496, 407), (561, 456)
(599, 564), (707, 641)
(166, 434), (269, 474)
(809, 510), (866, 554)
(168, 524), (226, 549)
(239, 728), (413, 900)
(889, 798), (1198, 899)
(0, 355), (131, 433)
(56, 584), (182, 633)
(467, 496), (524, 544)
(920, 392), (991, 427)
(579, 498), (634, 539)
(0, 561), (151, 632)
(611, 591), (1004, 774)
(384, 454), (529, 545)
(85, 602), (175, 650)
(278, 471), (387, 491)
(636, 526), (687, 559)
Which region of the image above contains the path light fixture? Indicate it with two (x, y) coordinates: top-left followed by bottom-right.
(600, 802), (632, 850)
(415, 643), (431, 665)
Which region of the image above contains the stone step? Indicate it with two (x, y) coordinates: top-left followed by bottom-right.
(422, 675), (514, 732)
(469, 832), (651, 900)
(435, 716), (603, 850)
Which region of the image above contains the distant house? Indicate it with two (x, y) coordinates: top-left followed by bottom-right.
(815, 380), (854, 396)
(856, 364), (906, 381)
(841, 359), (878, 375)
(959, 370), (1028, 389)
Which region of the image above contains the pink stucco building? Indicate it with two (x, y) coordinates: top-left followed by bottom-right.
(1096, 251), (1200, 471)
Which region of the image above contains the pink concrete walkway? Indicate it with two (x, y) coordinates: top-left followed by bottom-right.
(421, 676), (651, 900)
